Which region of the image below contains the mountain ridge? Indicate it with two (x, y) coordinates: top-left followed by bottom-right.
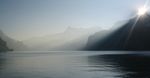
(86, 13), (150, 51)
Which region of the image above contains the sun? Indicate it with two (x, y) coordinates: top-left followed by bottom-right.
(137, 7), (147, 16)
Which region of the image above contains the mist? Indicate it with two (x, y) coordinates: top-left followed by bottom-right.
(22, 27), (103, 51)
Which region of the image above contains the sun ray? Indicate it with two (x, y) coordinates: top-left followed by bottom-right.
(124, 16), (140, 48)
(124, 0), (149, 48)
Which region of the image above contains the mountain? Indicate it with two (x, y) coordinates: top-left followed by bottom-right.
(23, 27), (102, 51)
(86, 13), (150, 51)
(0, 30), (28, 51)
(0, 37), (11, 52)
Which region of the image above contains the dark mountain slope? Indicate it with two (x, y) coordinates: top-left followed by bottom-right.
(0, 38), (10, 52)
(86, 14), (150, 51)
(0, 30), (28, 51)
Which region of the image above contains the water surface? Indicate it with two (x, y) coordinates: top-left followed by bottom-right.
(0, 51), (150, 78)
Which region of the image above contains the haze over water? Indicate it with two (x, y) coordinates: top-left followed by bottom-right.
(0, 51), (150, 78)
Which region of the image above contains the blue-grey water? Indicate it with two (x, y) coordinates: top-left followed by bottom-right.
(0, 51), (150, 78)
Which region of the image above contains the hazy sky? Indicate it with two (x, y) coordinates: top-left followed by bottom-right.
(0, 0), (148, 40)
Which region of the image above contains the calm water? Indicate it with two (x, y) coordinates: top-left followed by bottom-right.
(0, 51), (150, 78)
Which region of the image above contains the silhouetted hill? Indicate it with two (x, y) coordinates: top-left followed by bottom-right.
(0, 30), (28, 51)
(0, 37), (10, 52)
(86, 14), (150, 51)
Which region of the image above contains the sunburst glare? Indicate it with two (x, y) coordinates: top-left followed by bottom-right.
(137, 7), (147, 16)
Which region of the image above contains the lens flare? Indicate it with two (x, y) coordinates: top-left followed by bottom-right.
(137, 7), (147, 16)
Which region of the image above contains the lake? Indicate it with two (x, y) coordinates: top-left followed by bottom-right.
(0, 51), (150, 78)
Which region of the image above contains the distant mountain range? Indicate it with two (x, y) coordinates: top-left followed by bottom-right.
(86, 14), (150, 51)
(3, 13), (150, 51)
(23, 27), (102, 51)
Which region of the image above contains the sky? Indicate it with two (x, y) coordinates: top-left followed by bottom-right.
(0, 0), (148, 40)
